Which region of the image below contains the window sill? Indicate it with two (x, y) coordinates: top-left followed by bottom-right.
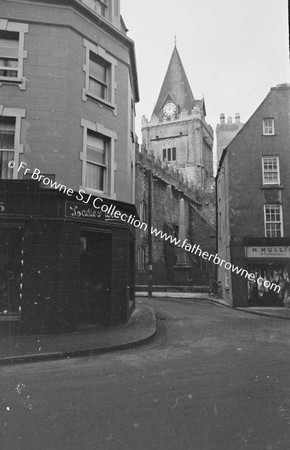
(0, 76), (26, 90)
(79, 186), (115, 200)
(261, 184), (283, 189)
(262, 133), (276, 136)
(82, 89), (117, 116)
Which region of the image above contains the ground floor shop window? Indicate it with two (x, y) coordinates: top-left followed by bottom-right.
(247, 264), (289, 306)
(0, 226), (23, 313)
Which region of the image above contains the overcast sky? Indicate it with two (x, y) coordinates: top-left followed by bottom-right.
(122, 0), (290, 138)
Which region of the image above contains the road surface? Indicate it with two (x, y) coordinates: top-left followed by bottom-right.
(1, 298), (290, 449)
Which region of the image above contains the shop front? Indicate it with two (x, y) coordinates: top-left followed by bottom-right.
(244, 238), (290, 307)
(0, 180), (136, 334)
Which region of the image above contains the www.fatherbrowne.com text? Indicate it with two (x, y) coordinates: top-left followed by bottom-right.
(11, 161), (281, 294)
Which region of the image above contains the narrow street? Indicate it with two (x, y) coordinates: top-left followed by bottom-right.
(1, 298), (290, 450)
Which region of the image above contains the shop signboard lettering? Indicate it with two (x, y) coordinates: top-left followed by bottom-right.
(65, 201), (123, 223)
(245, 246), (290, 258)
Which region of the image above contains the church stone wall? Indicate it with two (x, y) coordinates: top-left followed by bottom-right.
(135, 145), (216, 286)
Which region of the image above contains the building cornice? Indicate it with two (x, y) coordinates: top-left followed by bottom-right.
(2, 0), (139, 101)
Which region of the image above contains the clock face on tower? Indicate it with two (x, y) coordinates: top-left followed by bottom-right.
(162, 102), (177, 117)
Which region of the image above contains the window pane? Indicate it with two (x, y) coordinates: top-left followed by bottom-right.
(0, 31), (19, 78)
(0, 117), (15, 149)
(89, 54), (107, 83)
(172, 147), (176, 160)
(89, 77), (107, 99)
(263, 157), (279, 184)
(87, 146), (105, 165)
(0, 151), (14, 179)
(0, 58), (18, 77)
(167, 148), (171, 161)
(263, 118), (274, 134)
(87, 132), (106, 164)
(163, 149), (166, 161)
(265, 205), (282, 237)
(86, 162), (104, 191)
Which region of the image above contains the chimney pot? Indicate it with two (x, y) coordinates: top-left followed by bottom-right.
(227, 116), (232, 124)
(220, 113), (225, 125)
(235, 113), (240, 123)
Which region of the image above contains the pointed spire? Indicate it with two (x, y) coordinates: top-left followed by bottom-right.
(152, 46), (195, 118)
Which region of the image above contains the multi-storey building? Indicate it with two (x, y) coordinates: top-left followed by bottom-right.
(216, 84), (290, 307)
(141, 45), (214, 193)
(0, 0), (139, 332)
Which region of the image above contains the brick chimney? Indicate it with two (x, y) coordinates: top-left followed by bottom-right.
(235, 113), (240, 123)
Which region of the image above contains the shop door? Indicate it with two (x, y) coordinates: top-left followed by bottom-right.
(0, 226), (23, 314)
(247, 263), (289, 306)
(80, 230), (112, 324)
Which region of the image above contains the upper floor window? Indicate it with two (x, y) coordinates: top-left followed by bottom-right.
(262, 156), (280, 185)
(89, 52), (109, 101)
(82, 0), (108, 18)
(163, 147), (176, 162)
(94, 0), (108, 17)
(0, 31), (19, 78)
(0, 116), (15, 179)
(80, 118), (117, 198)
(86, 131), (107, 192)
(83, 39), (117, 115)
(263, 118), (275, 135)
(0, 22), (28, 90)
(0, 107), (25, 179)
(264, 204), (283, 237)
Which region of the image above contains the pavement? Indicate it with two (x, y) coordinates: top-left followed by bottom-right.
(0, 292), (289, 366)
(0, 305), (156, 365)
(138, 291), (290, 319)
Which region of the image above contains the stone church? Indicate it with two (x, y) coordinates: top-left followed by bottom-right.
(136, 46), (216, 287)
(141, 45), (214, 192)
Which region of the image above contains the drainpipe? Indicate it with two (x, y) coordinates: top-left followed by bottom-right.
(147, 168), (153, 297)
(215, 174), (218, 282)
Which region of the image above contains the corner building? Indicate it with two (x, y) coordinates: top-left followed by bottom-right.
(216, 84), (290, 307)
(0, 0), (139, 332)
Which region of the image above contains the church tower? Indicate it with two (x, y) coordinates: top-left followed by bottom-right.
(142, 45), (214, 190)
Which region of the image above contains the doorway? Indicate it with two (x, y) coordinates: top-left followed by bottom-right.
(247, 262), (289, 306)
(80, 230), (112, 324)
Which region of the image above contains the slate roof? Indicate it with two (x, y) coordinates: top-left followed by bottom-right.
(152, 46), (195, 118)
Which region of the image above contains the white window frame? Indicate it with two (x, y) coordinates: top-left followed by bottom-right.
(83, 38), (117, 115)
(262, 156), (280, 185)
(80, 118), (117, 199)
(0, 20), (28, 90)
(263, 118), (275, 135)
(264, 204), (283, 237)
(0, 106), (25, 179)
(82, 0), (109, 19)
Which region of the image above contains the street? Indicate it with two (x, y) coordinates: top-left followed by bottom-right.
(1, 298), (290, 450)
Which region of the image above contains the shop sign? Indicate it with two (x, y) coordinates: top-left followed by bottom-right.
(245, 246), (290, 258)
(65, 201), (123, 223)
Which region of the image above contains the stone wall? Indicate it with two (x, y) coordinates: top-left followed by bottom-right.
(135, 145), (216, 286)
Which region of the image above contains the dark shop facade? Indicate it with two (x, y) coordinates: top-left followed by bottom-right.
(0, 181), (136, 334)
